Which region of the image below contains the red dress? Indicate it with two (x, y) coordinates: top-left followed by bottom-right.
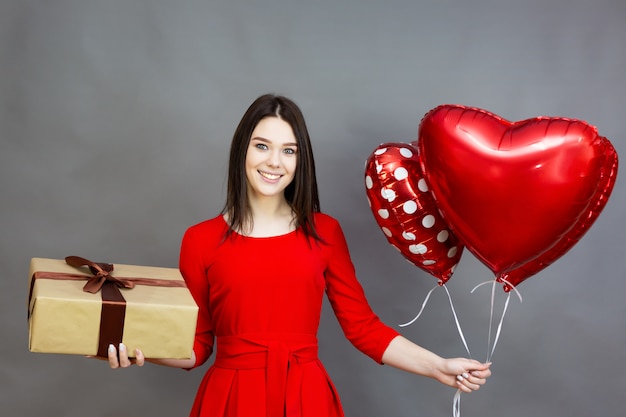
(179, 213), (400, 417)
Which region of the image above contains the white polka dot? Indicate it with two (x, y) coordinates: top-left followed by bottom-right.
(374, 147), (387, 155)
(402, 231), (416, 241)
(418, 178), (429, 192)
(399, 147), (413, 158)
(378, 209), (389, 219)
(382, 227), (392, 237)
(422, 260), (436, 266)
(365, 175), (373, 189)
(381, 188), (396, 202)
(437, 230), (449, 242)
(394, 167), (408, 181)
(409, 243), (427, 254)
(422, 214), (435, 228)
(403, 200), (417, 214)
(376, 162), (383, 174)
(447, 247), (458, 258)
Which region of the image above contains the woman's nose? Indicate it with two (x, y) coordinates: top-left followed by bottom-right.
(266, 150), (280, 167)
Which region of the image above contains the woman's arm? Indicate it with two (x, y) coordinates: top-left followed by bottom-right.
(381, 336), (491, 393)
(107, 343), (196, 369)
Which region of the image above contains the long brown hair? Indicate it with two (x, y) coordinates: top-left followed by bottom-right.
(222, 94), (322, 241)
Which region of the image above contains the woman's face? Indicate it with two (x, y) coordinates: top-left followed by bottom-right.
(245, 116), (298, 200)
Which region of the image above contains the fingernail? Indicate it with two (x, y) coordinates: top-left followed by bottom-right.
(108, 344), (115, 353)
(462, 372), (469, 379)
(119, 343), (126, 352)
(457, 375), (464, 381)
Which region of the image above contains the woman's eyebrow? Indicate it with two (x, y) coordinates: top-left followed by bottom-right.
(251, 137), (298, 147)
(250, 136), (270, 142)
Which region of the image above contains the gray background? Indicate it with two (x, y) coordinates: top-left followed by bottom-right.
(2, 0), (625, 416)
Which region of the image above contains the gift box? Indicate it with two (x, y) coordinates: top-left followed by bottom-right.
(28, 256), (198, 359)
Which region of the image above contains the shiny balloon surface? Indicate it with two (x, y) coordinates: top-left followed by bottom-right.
(365, 143), (463, 284)
(417, 105), (618, 291)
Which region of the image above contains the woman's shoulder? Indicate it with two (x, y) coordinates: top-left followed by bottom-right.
(183, 214), (228, 241)
(312, 211), (342, 234)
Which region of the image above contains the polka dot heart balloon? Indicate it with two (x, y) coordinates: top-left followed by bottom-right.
(364, 143), (463, 284)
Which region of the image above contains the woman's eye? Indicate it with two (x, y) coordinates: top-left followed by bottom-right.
(283, 148), (296, 155)
(255, 143), (268, 150)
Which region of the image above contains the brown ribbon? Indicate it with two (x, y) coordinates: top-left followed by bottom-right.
(65, 255), (135, 294)
(29, 256), (187, 358)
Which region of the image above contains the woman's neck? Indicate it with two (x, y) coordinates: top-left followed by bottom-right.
(243, 195), (295, 237)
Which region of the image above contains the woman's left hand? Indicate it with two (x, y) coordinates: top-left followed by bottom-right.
(436, 358), (492, 393)
(381, 336), (492, 392)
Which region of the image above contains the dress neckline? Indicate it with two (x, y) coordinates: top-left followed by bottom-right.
(219, 215), (299, 239)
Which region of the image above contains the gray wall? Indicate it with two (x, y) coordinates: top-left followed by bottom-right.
(2, 0), (625, 416)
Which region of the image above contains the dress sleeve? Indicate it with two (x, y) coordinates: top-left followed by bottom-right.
(323, 218), (400, 363)
(179, 225), (215, 368)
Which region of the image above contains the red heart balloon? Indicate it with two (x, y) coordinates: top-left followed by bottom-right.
(498, 143), (618, 291)
(417, 105), (618, 289)
(364, 143), (463, 284)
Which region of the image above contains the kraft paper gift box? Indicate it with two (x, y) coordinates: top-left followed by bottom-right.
(28, 256), (198, 359)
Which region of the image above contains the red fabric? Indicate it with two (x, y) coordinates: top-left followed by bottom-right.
(179, 213), (400, 417)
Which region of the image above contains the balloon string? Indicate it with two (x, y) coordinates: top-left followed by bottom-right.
(398, 284), (438, 327)
(487, 280), (496, 362)
(487, 291), (511, 362)
(453, 388), (461, 417)
(486, 278), (521, 362)
(499, 277), (523, 303)
(399, 284), (471, 358)
(450, 279), (522, 417)
(442, 283), (471, 358)
(443, 284), (471, 417)
(470, 278), (522, 362)
(470, 280), (494, 292)
(471, 280), (496, 360)
(400, 283), (469, 417)
(470, 277), (522, 304)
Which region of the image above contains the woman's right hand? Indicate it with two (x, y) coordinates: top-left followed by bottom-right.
(107, 343), (145, 368)
(104, 344), (197, 369)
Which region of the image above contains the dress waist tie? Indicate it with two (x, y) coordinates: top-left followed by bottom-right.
(215, 334), (325, 417)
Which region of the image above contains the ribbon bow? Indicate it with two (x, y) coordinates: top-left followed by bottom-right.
(65, 255), (136, 294)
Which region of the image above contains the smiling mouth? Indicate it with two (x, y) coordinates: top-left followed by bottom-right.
(259, 171), (282, 180)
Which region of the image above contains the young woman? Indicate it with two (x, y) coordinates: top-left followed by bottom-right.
(108, 94), (491, 416)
